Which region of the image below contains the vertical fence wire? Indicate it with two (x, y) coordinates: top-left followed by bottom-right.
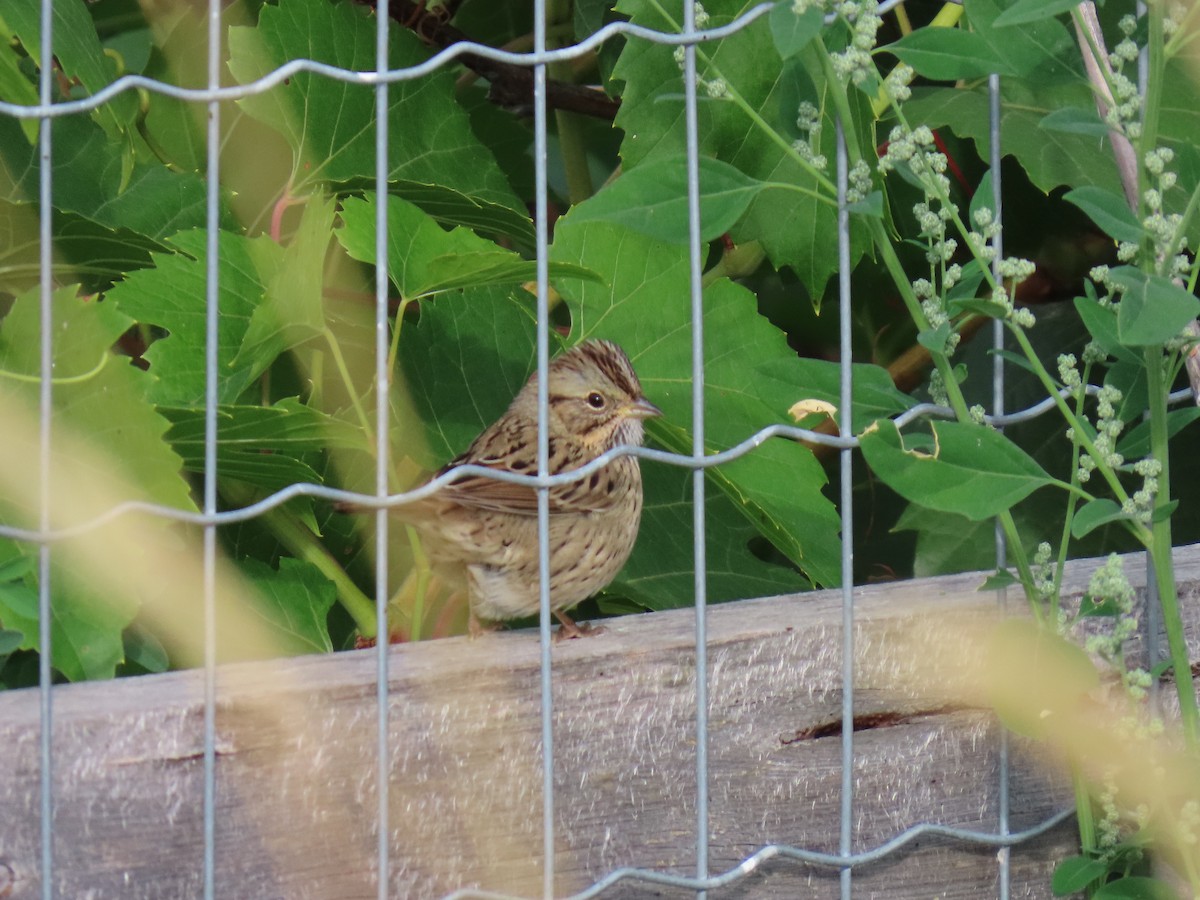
(835, 117), (855, 900)
(532, 0), (556, 895)
(987, 71), (1011, 900)
(680, 3), (710, 896)
(36, 0), (54, 895)
(201, 0), (224, 894)
(373, 0), (392, 894)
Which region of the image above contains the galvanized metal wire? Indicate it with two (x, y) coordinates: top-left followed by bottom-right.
(17, 0), (1166, 896)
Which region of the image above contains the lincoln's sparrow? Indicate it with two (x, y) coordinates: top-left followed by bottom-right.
(370, 339), (661, 639)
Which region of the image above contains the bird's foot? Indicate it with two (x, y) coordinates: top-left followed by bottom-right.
(553, 611), (606, 641)
(468, 612), (502, 639)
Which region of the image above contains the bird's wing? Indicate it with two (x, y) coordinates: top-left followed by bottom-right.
(435, 440), (618, 517)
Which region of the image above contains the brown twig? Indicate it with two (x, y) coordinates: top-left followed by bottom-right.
(355, 0), (620, 120)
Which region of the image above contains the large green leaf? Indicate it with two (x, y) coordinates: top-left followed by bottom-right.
(861, 419), (1057, 520)
(337, 194), (595, 299)
(552, 217), (842, 587)
(754, 356), (915, 433)
(611, 0), (871, 299)
(226, 0), (523, 217)
(161, 398), (362, 493)
(886, 28), (1015, 80)
(568, 155), (769, 243)
(106, 229), (286, 407)
(396, 286), (543, 468)
(904, 81), (1124, 198)
(233, 194), (334, 371)
(1064, 186), (1144, 244)
(964, 0), (1081, 82)
(0, 116), (215, 242)
(618, 460), (807, 607)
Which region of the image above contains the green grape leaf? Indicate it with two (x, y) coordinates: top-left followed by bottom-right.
(0, 0), (136, 136)
(567, 155), (769, 243)
(227, 0), (523, 216)
(396, 286), (543, 468)
(242, 557), (336, 656)
(0, 116), (216, 242)
(160, 399), (362, 493)
(106, 229), (286, 406)
(234, 194), (335, 371)
(337, 194), (596, 299)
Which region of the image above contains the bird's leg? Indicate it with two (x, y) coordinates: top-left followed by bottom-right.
(468, 609), (501, 639)
(553, 610), (606, 641)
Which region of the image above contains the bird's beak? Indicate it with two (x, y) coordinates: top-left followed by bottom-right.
(629, 397), (663, 419)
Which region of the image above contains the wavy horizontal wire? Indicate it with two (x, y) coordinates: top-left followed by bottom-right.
(0, 0), (928, 119)
(442, 807), (1074, 900)
(0, 385), (1190, 543)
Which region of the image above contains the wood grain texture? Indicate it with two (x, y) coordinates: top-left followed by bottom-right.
(2, 545), (1198, 899)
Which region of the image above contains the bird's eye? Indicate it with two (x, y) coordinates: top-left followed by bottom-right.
(586, 392), (606, 409)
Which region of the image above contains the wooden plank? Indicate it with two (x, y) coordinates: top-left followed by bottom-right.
(2, 545), (1197, 899)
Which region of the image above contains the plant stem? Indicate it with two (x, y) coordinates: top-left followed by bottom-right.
(1144, 344), (1199, 745)
(405, 524), (431, 641)
(222, 481), (378, 638)
(324, 326), (375, 443)
(1072, 765), (1097, 897)
(644, 0), (838, 195)
(1007, 325), (1144, 523)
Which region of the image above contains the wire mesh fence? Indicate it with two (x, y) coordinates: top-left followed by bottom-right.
(0, 0), (1192, 897)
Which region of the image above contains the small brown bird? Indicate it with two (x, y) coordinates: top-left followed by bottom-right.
(389, 339), (660, 639)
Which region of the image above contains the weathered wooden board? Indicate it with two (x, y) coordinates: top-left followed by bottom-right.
(2, 546), (1197, 899)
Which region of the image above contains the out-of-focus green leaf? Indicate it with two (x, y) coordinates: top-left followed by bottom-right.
(234, 194), (334, 370)
(1072, 499), (1130, 539)
(992, 0), (1080, 27)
